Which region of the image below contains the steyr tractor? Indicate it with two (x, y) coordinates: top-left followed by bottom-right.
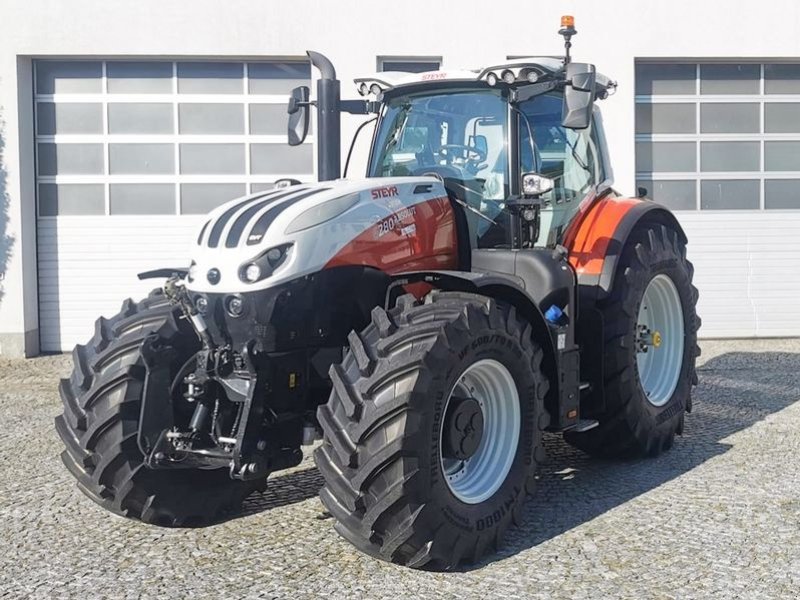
(56, 17), (700, 569)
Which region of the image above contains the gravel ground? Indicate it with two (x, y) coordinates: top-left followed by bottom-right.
(0, 339), (798, 599)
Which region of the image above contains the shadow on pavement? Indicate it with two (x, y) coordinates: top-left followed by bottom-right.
(240, 465), (324, 516)
(236, 351), (800, 566)
(467, 350), (800, 569)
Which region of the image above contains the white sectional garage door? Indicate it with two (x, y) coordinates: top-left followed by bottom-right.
(34, 59), (313, 351)
(635, 62), (800, 337)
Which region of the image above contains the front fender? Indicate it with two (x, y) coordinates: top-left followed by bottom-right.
(389, 269), (564, 427)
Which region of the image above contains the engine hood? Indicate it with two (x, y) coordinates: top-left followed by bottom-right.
(185, 177), (449, 294)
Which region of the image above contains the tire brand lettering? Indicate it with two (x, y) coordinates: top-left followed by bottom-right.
(656, 396), (684, 424)
(442, 506), (472, 531)
(476, 486), (520, 531)
(430, 391), (445, 483)
(523, 385), (536, 466)
(458, 334), (513, 360)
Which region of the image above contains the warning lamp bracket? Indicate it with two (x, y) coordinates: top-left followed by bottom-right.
(558, 16), (578, 65)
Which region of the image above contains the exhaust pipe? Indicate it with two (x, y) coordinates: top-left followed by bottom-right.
(307, 51), (341, 181)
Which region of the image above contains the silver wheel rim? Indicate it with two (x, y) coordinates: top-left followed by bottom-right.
(440, 359), (520, 504)
(636, 274), (685, 407)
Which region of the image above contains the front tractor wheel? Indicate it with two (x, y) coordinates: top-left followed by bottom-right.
(315, 292), (549, 569)
(565, 223), (700, 458)
(55, 290), (261, 526)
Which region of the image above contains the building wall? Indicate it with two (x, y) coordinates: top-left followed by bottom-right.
(2, 0), (800, 354)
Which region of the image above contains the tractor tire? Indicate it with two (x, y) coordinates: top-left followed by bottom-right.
(565, 223), (700, 458)
(315, 291), (549, 569)
(55, 289), (261, 526)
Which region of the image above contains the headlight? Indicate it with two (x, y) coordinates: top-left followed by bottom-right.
(522, 69), (539, 83)
(284, 193), (360, 234)
(243, 263), (262, 283)
(501, 69), (515, 85)
(522, 173), (555, 196)
(225, 295), (244, 317)
(238, 243), (293, 284)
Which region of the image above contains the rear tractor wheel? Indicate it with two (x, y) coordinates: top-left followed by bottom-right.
(565, 223), (700, 458)
(55, 290), (262, 526)
(315, 292), (550, 569)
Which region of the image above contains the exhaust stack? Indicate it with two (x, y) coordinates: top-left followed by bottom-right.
(307, 51), (341, 181)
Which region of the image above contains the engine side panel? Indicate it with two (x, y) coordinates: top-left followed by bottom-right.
(325, 196), (457, 273)
(186, 177), (454, 295)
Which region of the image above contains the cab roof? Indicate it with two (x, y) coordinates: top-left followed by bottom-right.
(354, 57), (614, 95)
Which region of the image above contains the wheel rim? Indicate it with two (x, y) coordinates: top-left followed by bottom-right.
(635, 274), (685, 407)
(440, 359), (520, 504)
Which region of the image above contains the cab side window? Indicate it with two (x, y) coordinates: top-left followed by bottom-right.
(518, 93), (603, 245)
(518, 93), (602, 204)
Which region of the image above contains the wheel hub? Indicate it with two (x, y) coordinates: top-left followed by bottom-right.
(636, 325), (663, 352)
(635, 274), (685, 407)
(442, 397), (484, 461)
(439, 359), (520, 505)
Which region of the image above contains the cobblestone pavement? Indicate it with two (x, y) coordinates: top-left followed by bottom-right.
(0, 339), (798, 599)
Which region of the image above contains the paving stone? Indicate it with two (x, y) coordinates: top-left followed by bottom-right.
(0, 339), (798, 599)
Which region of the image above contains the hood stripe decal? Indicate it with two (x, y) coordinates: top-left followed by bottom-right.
(196, 220), (211, 246)
(246, 187), (332, 246)
(206, 188), (305, 248)
(225, 187), (319, 248)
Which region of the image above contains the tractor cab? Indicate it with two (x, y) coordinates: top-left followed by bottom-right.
(288, 34), (617, 254)
(364, 79), (611, 250)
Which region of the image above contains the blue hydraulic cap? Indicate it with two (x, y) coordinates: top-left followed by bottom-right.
(545, 305), (563, 323)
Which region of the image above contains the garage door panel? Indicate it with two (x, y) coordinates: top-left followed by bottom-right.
(37, 217), (200, 351)
(676, 212), (800, 337)
(35, 58), (313, 351)
(637, 63), (800, 338)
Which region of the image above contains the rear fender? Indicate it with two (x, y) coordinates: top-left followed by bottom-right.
(389, 270), (562, 428)
(565, 197), (686, 302)
(565, 196), (687, 417)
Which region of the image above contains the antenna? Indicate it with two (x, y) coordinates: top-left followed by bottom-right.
(558, 15), (577, 65)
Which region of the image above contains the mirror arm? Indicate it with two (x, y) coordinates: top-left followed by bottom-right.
(287, 99), (315, 115)
(506, 196), (544, 249)
(339, 100), (381, 115)
(513, 80), (560, 103)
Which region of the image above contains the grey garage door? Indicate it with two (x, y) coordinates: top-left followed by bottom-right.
(635, 62), (800, 337)
(35, 59), (313, 351)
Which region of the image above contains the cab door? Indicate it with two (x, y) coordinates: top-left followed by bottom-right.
(516, 93), (605, 247)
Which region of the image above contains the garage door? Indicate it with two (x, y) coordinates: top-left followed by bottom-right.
(34, 59), (313, 351)
(635, 61), (800, 337)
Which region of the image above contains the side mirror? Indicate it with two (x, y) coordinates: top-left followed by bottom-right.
(287, 86), (310, 146)
(562, 63), (596, 129)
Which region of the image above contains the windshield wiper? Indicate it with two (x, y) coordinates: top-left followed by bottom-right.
(445, 181), (500, 225)
(384, 104), (411, 154)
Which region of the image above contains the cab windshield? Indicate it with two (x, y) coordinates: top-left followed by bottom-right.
(369, 88), (602, 248)
(370, 89), (509, 211)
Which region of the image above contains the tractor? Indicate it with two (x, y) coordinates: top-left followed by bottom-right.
(55, 17), (700, 569)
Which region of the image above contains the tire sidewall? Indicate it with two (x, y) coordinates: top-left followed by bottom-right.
(625, 243), (695, 430)
(414, 312), (540, 536)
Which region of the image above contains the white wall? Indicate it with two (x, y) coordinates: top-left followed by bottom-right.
(2, 0), (800, 354)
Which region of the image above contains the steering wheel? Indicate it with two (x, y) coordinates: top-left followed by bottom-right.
(437, 144), (487, 167)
